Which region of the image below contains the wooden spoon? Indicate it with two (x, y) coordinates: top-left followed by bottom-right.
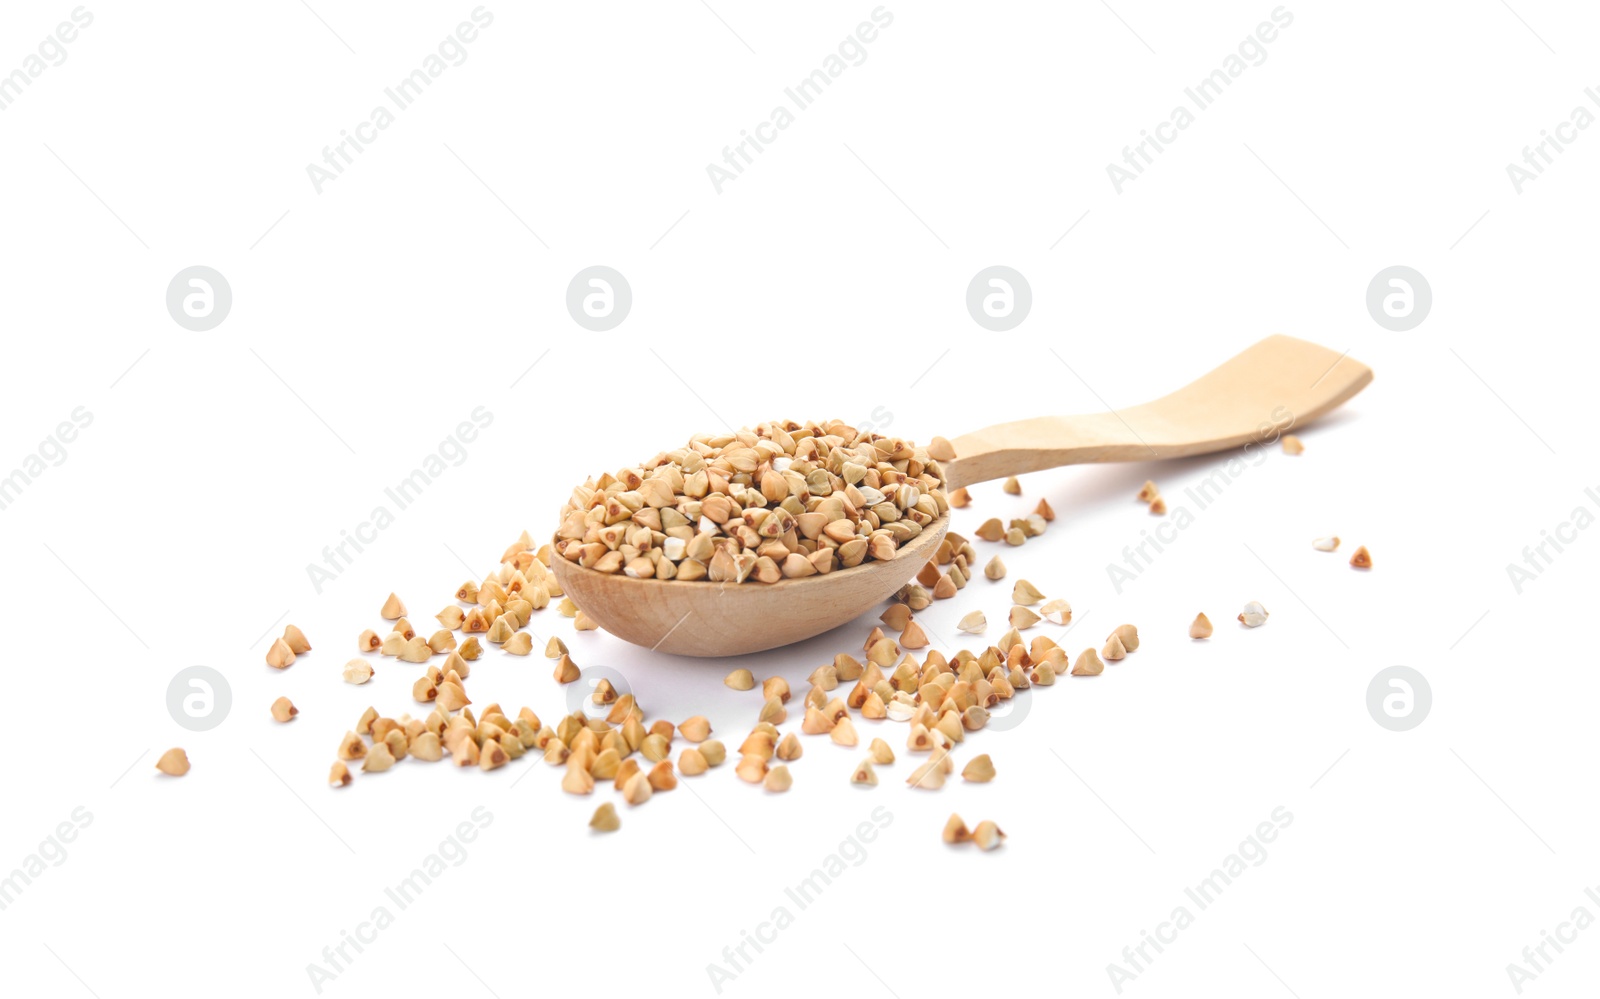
(552, 335), (1371, 657)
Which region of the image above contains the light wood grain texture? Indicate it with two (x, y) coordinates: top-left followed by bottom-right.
(943, 335), (1371, 488)
(553, 335), (1371, 657)
(551, 518), (948, 657)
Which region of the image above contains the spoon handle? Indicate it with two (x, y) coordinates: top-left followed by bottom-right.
(942, 335), (1371, 489)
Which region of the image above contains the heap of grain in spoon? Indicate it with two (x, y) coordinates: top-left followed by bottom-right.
(553, 419), (952, 584)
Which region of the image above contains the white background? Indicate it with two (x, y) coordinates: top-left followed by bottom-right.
(1, 2), (1596, 996)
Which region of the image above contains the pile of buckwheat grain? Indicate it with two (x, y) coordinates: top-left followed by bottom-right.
(553, 420), (952, 584)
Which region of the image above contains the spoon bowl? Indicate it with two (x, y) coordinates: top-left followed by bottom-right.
(552, 515), (948, 656)
(552, 335), (1373, 657)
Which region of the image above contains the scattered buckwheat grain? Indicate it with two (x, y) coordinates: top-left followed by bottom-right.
(155, 748), (190, 776)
